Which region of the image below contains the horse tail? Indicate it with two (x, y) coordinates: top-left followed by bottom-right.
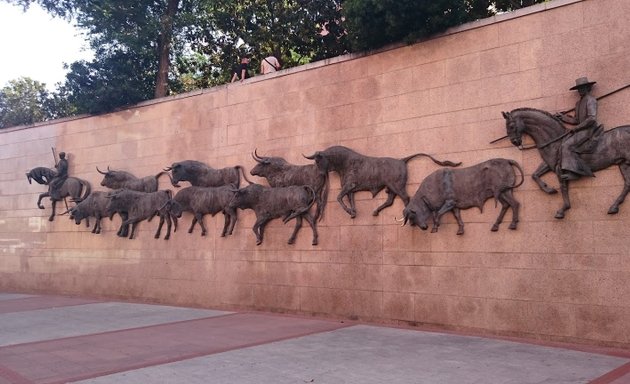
(402, 153), (462, 167)
(78, 179), (91, 202)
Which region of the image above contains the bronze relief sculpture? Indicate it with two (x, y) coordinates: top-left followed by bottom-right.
(27, 152), (91, 222)
(502, 77), (630, 219)
(399, 158), (523, 235)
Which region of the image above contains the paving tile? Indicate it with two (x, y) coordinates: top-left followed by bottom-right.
(76, 325), (630, 384)
(0, 313), (347, 384)
(0, 302), (230, 346)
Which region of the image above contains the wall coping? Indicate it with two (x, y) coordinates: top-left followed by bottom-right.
(0, 0), (583, 135)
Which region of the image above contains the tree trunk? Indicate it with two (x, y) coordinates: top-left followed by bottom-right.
(155, 0), (180, 99)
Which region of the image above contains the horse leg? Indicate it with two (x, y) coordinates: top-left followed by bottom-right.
(288, 216), (303, 245)
(554, 177), (571, 219)
(37, 193), (48, 209)
(608, 163), (630, 214)
(532, 162), (557, 194)
(48, 200), (57, 221)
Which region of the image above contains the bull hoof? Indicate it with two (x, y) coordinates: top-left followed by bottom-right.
(546, 188), (558, 195)
(508, 223), (518, 230)
(312, 240), (318, 246)
(554, 211), (565, 219)
(48, 216), (54, 222)
(430, 228), (438, 233)
(350, 212), (356, 219)
(38, 205), (44, 210)
(371, 210), (379, 217)
(608, 206), (619, 215)
(164, 235), (170, 240)
(491, 225), (499, 232)
(187, 229), (193, 234)
(154, 234), (159, 239)
(201, 232), (207, 236)
(288, 239), (296, 245)
(256, 239), (263, 246)
(456, 229), (464, 235)
(220, 233), (226, 237)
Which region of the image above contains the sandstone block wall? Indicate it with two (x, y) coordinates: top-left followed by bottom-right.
(1, 0), (629, 348)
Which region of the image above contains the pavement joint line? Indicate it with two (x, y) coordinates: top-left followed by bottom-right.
(588, 362), (630, 384)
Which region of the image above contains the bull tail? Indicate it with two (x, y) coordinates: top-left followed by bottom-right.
(235, 165), (255, 186)
(283, 186), (317, 223)
(315, 174), (329, 222)
(402, 153), (462, 167)
(155, 171), (177, 188)
(508, 159), (525, 189)
(493, 160), (526, 206)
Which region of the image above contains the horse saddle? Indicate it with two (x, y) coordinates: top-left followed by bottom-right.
(576, 124), (604, 154)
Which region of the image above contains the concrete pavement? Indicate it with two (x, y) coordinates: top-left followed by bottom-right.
(0, 293), (628, 384)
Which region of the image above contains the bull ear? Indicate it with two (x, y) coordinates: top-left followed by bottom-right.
(501, 111), (510, 119)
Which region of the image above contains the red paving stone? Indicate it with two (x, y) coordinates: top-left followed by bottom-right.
(0, 312), (349, 384)
(590, 362), (630, 384)
(0, 296), (101, 315)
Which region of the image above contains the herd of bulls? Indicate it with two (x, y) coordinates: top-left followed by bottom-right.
(27, 145), (525, 245)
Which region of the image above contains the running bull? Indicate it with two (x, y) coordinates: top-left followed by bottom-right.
(164, 160), (253, 188)
(250, 149), (329, 221)
(106, 189), (174, 240)
(97, 166), (172, 192)
(227, 184), (318, 246)
(167, 185), (238, 237)
(303, 146), (460, 218)
(399, 158), (524, 235)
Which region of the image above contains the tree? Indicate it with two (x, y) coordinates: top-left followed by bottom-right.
(341, 0), (547, 51)
(0, 77), (51, 128)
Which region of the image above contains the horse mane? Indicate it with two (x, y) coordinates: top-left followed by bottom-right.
(511, 107), (559, 121)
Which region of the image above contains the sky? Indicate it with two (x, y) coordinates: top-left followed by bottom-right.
(0, 2), (94, 91)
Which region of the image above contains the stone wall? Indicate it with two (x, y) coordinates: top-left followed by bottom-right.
(1, 0), (629, 348)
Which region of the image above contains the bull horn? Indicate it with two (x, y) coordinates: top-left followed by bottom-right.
(303, 152), (316, 160)
(252, 150), (262, 164)
(107, 165), (111, 172)
(58, 209), (72, 216)
(163, 166), (172, 171)
(394, 216), (406, 227)
(96, 166), (107, 174)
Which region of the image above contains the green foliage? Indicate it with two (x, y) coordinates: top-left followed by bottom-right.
(0, 77), (53, 128)
(342, 0), (547, 51)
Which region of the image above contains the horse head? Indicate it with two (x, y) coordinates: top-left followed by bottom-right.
(502, 111), (525, 147)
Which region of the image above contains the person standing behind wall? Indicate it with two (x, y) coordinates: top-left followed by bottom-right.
(260, 53), (281, 75)
(231, 56), (250, 83)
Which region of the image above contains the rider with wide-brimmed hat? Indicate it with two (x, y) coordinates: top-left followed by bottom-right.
(555, 77), (601, 181)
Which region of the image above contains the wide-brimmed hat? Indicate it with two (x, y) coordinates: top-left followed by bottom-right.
(570, 77), (596, 90)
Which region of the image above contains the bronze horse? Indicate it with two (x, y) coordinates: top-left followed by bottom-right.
(502, 108), (630, 219)
(26, 166), (92, 221)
